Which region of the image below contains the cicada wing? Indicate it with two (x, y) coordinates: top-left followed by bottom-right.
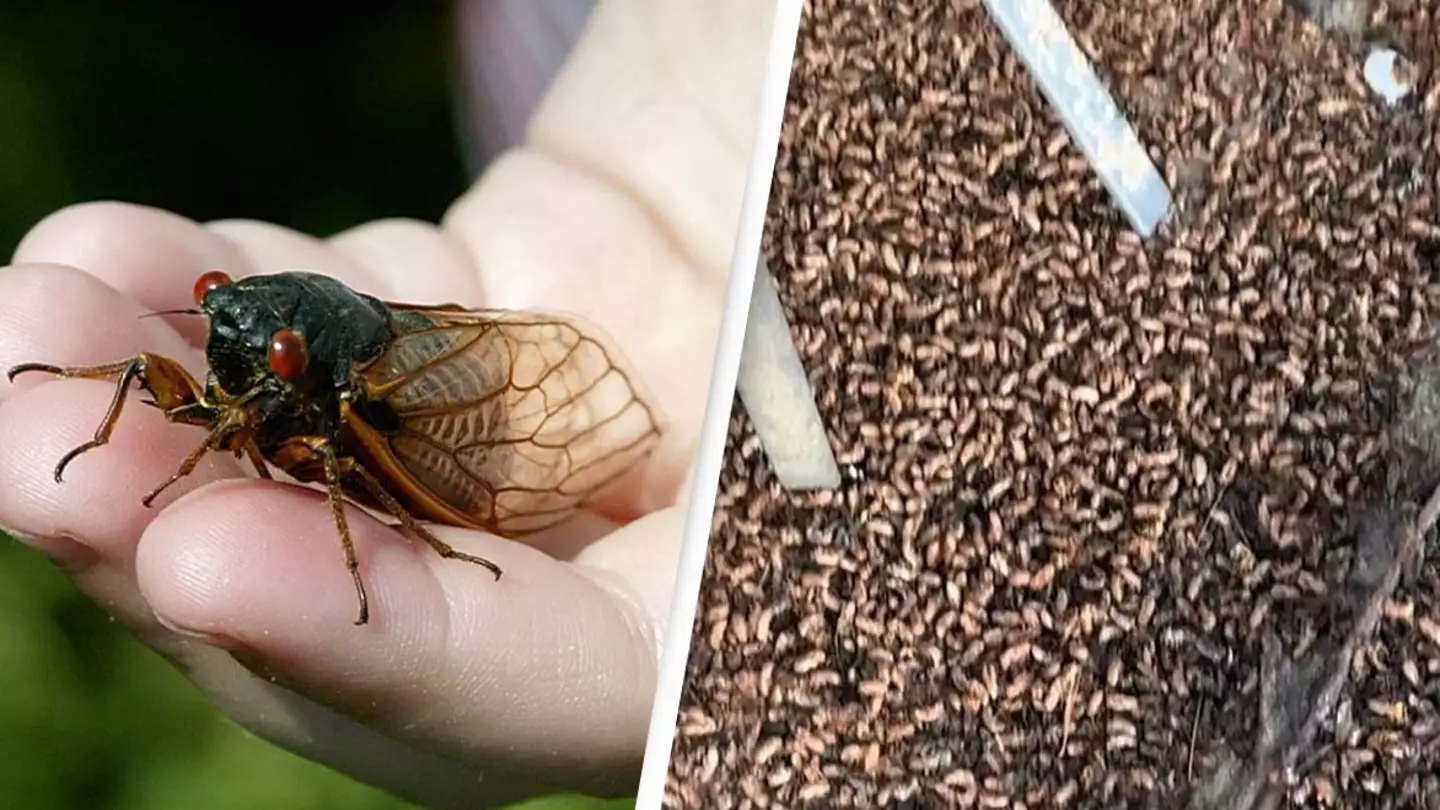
(361, 306), (663, 537)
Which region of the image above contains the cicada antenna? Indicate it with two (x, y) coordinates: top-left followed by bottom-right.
(140, 308), (204, 320)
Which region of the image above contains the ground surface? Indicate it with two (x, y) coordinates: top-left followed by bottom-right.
(666, 1), (1439, 807)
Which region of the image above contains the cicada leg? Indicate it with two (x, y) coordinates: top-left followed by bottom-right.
(140, 404), (255, 508)
(7, 353), (212, 484)
(314, 441), (373, 626)
(269, 435), (375, 625)
(243, 444), (274, 480)
(346, 462), (505, 581)
(270, 435), (503, 626)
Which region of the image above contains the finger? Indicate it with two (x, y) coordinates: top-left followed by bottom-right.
(0, 263), (204, 401)
(14, 201), (252, 318)
(572, 503), (685, 638)
(0, 261), (243, 642)
(11, 202), (384, 348)
(329, 217), (485, 305)
(0, 378), (241, 649)
(137, 479), (666, 797)
(206, 218), (384, 292)
(0, 378), (240, 550)
(175, 647), (550, 810)
(498, 509), (618, 562)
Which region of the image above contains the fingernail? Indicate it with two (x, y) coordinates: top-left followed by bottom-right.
(152, 611), (243, 650)
(151, 616), (290, 685)
(1, 526), (99, 575)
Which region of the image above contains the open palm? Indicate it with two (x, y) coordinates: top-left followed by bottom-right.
(0, 3), (772, 807)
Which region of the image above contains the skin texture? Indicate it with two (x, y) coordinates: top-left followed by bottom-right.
(0, 2), (773, 807)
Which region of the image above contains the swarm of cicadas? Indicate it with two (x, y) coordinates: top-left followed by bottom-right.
(7, 270), (663, 624)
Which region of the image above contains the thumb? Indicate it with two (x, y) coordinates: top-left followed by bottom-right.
(135, 478), (664, 797)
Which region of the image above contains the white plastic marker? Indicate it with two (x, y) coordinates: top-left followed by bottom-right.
(1364, 47), (1412, 105)
(736, 257), (842, 490)
(980, 0), (1173, 237)
(634, 2), (804, 807)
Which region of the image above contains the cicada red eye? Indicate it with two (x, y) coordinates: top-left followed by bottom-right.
(192, 270), (234, 305)
(268, 329), (310, 381)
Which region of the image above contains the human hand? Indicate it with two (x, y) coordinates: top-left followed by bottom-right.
(0, 2), (773, 807)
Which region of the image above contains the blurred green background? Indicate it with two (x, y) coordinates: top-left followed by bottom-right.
(0, 3), (630, 809)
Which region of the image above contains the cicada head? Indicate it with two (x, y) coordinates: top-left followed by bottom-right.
(194, 271), (395, 404)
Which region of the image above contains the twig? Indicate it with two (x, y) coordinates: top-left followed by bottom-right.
(1059, 668), (1078, 757)
(1195, 480), (1232, 546)
(1418, 473), (1440, 531)
(1187, 696), (1206, 781)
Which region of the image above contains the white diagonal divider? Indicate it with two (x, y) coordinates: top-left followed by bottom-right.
(637, 6), (806, 806)
(736, 257), (842, 490)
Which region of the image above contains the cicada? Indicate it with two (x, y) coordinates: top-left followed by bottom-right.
(7, 270), (663, 625)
